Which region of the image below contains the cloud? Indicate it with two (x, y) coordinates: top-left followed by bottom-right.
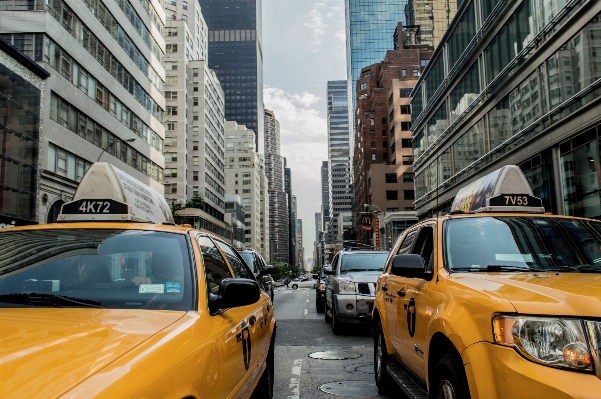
(304, 3), (329, 51)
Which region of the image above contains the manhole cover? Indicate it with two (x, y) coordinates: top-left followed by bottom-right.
(318, 381), (379, 397)
(308, 351), (362, 360)
(344, 362), (374, 374)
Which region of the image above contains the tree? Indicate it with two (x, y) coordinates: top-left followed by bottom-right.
(311, 264), (321, 274)
(271, 261), (288, 281)
(185, 195), (204, 209)
(170, 199), (184, 224)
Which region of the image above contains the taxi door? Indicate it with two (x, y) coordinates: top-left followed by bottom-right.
(384, 227), (419, 354)
(215, 241), (271, 398)
(197, 236), (256, 399)
(395, 223), (436, 381)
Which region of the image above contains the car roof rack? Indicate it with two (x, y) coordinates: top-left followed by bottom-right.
(450, 165), (545, 214)
(58, 163), (174, 224)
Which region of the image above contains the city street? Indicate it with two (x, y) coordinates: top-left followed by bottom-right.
(272, 287), (405, 399)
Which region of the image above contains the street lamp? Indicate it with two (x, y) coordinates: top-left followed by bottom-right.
(96, 137), (136, 162)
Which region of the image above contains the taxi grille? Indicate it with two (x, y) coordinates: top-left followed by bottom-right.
(357, 283), (373, 295)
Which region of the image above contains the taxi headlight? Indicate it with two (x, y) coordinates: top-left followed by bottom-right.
(336, 279), (356, 294)
(493, 314), (593, 371)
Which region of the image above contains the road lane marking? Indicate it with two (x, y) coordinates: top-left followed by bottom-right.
(304, 309), (308, 315)
(288, 359), (303, 399)
(306, 299), (309, 303)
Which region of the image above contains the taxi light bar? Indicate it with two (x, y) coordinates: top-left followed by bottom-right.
(58, 163), (174, 224)
(450, 165), (545, 214)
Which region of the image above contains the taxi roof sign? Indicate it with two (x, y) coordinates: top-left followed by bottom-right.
(58, 163), (174, 224)
(450, 165), (545, 214)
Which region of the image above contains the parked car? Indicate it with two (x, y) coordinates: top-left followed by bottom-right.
(239, 249), (274, 302)
(325, 249), (389, 334)
(290, 277), (316, 289)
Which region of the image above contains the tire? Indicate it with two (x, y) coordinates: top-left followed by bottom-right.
(292, 284), (298, 290)
(430, 353), (471, 399)
(252, 343), (274, 399)
(325, 300), (332, 323)
(374, 323), (395, 394)
(332, 303), (344, 335)
(316, 300), (325, 313)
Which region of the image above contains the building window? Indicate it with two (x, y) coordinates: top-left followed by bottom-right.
(193, 112), (199, 121)
(401, 69), (406, 76)
(412, 69), (419, 76)
(360, 82), (367, 90)
(193, 97), (198, 106)
(192, 68), (199, 77)
(193, 171), (199, 181)
(404, 190), (415, 200)
(193, 141), (199, 150)
(165, 183), (177, 194)
(165, 152), (177, 162)
(401, 122), (412, 131)
(166, 106), (177, 115)
(420, 59), (429, 67)
(403, 173), (415, 183)
(165, 91), (178, 100)
(193, 156), (199, 166)
(386, 190), (398, 200)
(166, 28), (178, 36)
(385, 173), (397, 183)
(400, 105), (411, 114)
(370, 118), (375, 125)
(402, 155), (413, 165)
(401, 138), (412, 148)
(371, 153), (376, 161)
(166, 122), (177, 131)
(166, 44), (177, 53)
(371, 142), (376, 149)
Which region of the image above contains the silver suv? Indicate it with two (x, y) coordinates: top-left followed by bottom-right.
(324, 249), (388, 334)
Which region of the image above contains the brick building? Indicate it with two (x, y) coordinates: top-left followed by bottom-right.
(353, 36), (432, 245)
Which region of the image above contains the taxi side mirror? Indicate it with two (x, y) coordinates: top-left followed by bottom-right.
(209, 278), (260, 313)
(258, 265), (277, 276)
(391, 254), (432, 279)
(323, 266), (334, 275)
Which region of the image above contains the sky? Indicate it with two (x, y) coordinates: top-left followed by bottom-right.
(263, 0), (347, 264)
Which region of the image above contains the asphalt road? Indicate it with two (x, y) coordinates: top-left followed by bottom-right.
(272, 286), (407, 399)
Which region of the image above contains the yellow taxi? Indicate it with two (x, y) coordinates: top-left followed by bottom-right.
(373, 165), (601, 399)
(0, 163), (276, 399)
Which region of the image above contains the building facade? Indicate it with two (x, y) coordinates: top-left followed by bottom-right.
(225, 193), (245, 249)
(346, 0), (407, 119)
(1, 0), (166, 223)
(197, 0), (265, 156)
(327, 80), (353, 247)
(264, 109), (289, 263)
(353, 44), (432, 244)
(224, 120), (269, 259)
(162, 1), (227, 221)
(285, 162), (295, 267)
(410, 0), (601, 220)
(0, 36), (49, 228)
(404, 0), (458, 49)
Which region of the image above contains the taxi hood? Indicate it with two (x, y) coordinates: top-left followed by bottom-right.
(0, 308), (186, 399)
(452, 272), (601, 316)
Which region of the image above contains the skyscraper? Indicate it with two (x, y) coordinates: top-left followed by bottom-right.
(197, 0), (265, 156)
(264, 109), (289, 263)
(321, 161), (330, 232)
(327, 81), (353, 246)
(346, 0), (407, 117)
(404, 0), (457, 49)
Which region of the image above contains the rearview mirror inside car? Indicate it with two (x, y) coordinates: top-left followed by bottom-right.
(391, 254), (432, 280)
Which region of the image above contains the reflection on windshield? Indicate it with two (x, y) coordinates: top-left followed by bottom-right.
(239, 252), (258, 274)
(340, 253), (388, 272)
(0, 230), (193, 310)
(444, 217), (601, 272)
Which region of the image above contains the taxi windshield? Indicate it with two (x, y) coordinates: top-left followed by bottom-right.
(444, 217), (601, 272)
(0, 229), (194, 310)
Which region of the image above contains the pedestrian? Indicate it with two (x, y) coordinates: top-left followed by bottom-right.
(285, 277), (290, 288)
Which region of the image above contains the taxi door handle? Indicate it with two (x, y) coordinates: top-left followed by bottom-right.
(398, 289), (406, 297)
(249, 315), (256, 326)
(382, 285), (388, 292)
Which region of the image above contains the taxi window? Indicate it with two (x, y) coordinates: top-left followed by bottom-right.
(412, 226), (434, 272)
(197, 236), (232, 294)
(215, 241), (254, 279)
(0, 229), (194, 310)
(239, 252), (259, 274)
(398, 228), (418, 254)
(444, 217), (601, 272)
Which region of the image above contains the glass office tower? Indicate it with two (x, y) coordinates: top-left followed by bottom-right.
(345, 0), (407, 119)
(199, 0), (265, 156)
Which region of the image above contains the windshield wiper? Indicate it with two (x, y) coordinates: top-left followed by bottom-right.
(0, 293), (103, 308)
(452, 265), (530, 273)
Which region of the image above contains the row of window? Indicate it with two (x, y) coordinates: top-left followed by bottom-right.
(47, 143), (92, 182)
(49, 92), (163, 183)
(415, 10), (601, 199)
(46, 0), (164, 121)
(44, 37), (163, 152)
(385, 173), (415, 183)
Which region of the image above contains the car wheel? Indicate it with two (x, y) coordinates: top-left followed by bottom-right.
(374, 323), (395, 394)
(324, 300), (332, 323)
(332, 303), (344, 335)
(431, 353), (471, 399)
(252, 342), (274, 399)
(292, 284), (298, 290)
(316, 300), (325, 313)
